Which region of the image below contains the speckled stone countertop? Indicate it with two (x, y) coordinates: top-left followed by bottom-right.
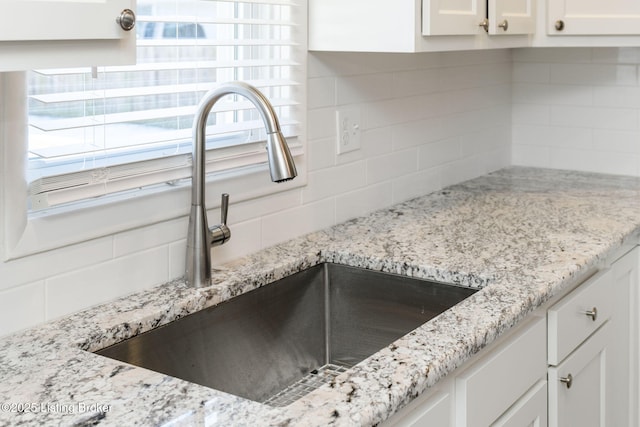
(2, 167), (640, 426)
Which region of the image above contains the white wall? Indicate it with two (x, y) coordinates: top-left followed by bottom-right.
(0, 49), (512, 337)
(512, 47), (640, 176)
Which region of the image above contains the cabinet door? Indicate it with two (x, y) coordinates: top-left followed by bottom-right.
(548, 0), (640, 35)
(488, 0), (535, 35)
(608, 247), (639, 427)
(548, 322), (609, 427)
(423, 0), (486, 36)
(456, 316), (546, 427)
(0, 0), (133, 41)
(0, 0), (136, 71)
(491, 380), (547, 427)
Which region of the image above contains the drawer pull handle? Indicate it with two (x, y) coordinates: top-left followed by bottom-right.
(584, 307), (598, 321)
(560, 373), (573, 389)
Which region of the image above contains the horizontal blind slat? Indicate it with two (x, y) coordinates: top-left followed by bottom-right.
(30, 98), (298, 131)
(30, 80), (298, 103)
(139, 16), (297, 26)
(136, 39), (297, 47)
(32, 59), (299, 76)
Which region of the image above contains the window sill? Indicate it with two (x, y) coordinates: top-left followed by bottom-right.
(3, 159), (306, 261)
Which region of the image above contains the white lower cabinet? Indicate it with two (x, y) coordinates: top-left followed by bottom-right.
(384, 246), (639, 427)
(548, 247), (639, 427)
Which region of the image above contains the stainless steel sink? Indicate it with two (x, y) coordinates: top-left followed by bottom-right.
(96, 263), (476, 406)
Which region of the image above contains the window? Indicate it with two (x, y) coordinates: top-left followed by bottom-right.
(26, 0), (304, 210)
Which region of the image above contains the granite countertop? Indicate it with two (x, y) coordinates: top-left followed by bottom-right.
(2, 167), (640, 426)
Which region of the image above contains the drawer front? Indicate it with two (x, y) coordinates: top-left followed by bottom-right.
(548, 322), (608, 427)
(548, 269), (613, 365)
(456, 315), (547, 427)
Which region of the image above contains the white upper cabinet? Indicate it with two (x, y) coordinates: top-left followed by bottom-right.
(548, 0), (640, 35)
(489, 0), (536, 35)
(0, 0), (136, 71)
(424, 0), (535, 36)
(423, 0), (485, 36)
(309, 0), (532, 53)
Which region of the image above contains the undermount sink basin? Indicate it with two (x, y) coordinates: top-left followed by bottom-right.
(96, 263), (477, 406)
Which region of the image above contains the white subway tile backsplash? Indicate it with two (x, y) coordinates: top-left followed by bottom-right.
(0, 281), (45, 336)
(261, 199), (335, 249)
(592, 86), (640, 108)
(336, 73), (394, 105)
(512, 83), (593, 106)
(592, 129), (640, 153)
(302, 161), (367, 203)
(550, 105), (638, 130)
(308, 137), (336, 171)
(114, 217), (186, 258)
(513, 124), (593, 150)
(366, 149), (418, 185)
(550, 63), (637, 86)
(45, 246), (169, 320)
(512, 144), (551, 168)
(512, 47), (592, 64)
(392, 118), (447, 151)
(335, 183), (393, 224)
(168, 239), (186, 281)
(512, 62), (550, 83)
(512, 47), (640, 177)
(393, 68), (441, 98)
(418, 137), (462, 170)
(392, 169), (442, 204)
(0, 237), (113, 292)
(549, 147), (638, 176)
(307, 107), (337, 141)
(512, 104), (551, 125)
(591, 47), (640, 64)
(211, 219), (262, 266)
(307, 77), (336, 109)
(365, 96), (437, 130)
(360, 127), (393, 159)
(226, 188), (302, 224)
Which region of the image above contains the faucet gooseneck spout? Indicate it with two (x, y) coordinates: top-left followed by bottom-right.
(186, 82), (297, 288)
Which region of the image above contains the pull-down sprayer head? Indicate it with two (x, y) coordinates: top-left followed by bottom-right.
(266, 131), (297, 183)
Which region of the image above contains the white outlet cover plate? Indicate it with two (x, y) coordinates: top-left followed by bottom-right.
(336, 107), (362, 155)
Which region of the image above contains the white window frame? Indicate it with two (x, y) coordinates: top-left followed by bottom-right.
(0, 1), (307, 261)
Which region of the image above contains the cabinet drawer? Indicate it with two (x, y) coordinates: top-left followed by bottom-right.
(456, 315), (546, 427)
(548, 269), (613, 365)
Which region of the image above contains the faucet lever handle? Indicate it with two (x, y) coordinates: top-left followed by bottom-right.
(221, 193), (229, 225)
(210, 193), (231, 248)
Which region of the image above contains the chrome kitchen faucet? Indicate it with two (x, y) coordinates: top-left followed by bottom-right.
(186, 82), (297, 288)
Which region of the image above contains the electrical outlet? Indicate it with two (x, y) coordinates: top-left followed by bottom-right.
(336, 107), (362, 155)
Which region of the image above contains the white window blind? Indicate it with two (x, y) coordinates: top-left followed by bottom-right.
(26, 0), (302, 211)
